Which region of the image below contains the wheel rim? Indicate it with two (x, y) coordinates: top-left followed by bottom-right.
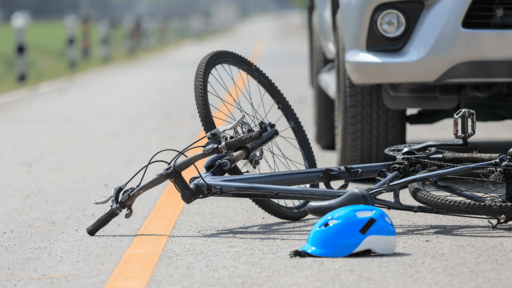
(204, 59), (312, 210)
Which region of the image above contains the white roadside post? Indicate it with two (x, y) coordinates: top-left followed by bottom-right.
(63, 14), (78, 69)
(98, 18), (111, 61)
(10, 10), (31, 83)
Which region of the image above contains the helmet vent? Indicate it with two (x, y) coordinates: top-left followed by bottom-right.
(355, 211), (374, 218)
(322, 219), (339, 228)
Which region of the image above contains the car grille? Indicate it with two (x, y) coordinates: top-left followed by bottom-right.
(462, 0), (512, 29)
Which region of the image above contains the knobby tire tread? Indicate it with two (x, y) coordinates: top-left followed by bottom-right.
(343, 80), (406, 165)
(409, 171), (512, 217)
(194, 50), (318, 221)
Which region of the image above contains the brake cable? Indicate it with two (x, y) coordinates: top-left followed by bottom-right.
(135, 148), (187, 187)
(123, 160), (170, 187)
(136, 136), (206, 187)
(171, 145), (211, 186)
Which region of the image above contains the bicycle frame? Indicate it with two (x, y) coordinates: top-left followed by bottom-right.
(120, 138), (505, 219)
(189, 158), (501, 217)
(203, 163), (391, 200)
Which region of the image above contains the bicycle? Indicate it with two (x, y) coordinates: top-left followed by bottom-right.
(87, 50), (512, 236)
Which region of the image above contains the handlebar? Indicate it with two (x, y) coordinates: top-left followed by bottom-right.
(174, 131), (263, 172)
(86, 130), (267, 236)
(86, 208), (120, 236)
(224, 131), (262, 151)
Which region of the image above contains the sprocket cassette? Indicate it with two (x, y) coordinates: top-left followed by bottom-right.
(490, 169), (512, 183)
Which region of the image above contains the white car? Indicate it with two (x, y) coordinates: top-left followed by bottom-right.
(309, 0), (512, 165)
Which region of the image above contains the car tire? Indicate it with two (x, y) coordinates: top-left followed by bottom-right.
(334, 10), (406, 165)
(311, 12), (335, 150)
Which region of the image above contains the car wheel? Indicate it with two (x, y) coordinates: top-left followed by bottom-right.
(334, 10), (406, 165)
(311, 12), (335, 150)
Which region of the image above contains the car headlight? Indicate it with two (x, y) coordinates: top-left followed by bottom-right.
(377, 9), (406, 38)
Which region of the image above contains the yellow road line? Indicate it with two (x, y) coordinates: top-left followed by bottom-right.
(105, 40), (266, 288)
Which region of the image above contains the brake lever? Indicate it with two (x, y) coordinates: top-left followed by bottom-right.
(93, 184), (126, 205)
(119, 187), (136, 218)
(206, 114), (245, 139)
(125, 204), (133, 219)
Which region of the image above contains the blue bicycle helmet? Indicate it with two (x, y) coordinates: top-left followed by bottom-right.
(295, 205), (396, 258)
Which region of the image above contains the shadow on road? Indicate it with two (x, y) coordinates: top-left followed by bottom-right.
(293, 252), (412, 259)
(196, 219), (512, 240)
(347, 252), (411, 258)
(195, 218), (318, 240)
(95, 221), (512, 240)
(397, 223), (512, 237)
(194, 217), (512, 240)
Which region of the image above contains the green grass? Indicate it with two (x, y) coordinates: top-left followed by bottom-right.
(0, 21), (179, 94)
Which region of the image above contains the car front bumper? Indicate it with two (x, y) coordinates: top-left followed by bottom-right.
(340, 0), (512, 85)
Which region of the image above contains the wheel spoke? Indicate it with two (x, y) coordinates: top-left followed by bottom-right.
(201, 59), (316, 213)
(425, 173), (506, 204)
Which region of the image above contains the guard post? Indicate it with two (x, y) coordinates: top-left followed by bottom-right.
(63, 14), (78, 69)
(10, 10), (31, 83)
(82, 15), (91, 60)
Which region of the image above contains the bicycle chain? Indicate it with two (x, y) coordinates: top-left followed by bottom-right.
(421, 157), (512, 183)
(419, 158), (460, 169)
(417, 158), (508, 182)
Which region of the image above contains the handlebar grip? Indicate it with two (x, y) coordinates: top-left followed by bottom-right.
(86, 208), (120, 236)
(224, 131), (262, 151)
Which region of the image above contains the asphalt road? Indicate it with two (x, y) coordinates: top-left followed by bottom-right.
(1, 12), (512, 288)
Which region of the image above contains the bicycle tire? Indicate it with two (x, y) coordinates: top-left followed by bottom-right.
(194, 50), (318, 221)
(409, 167), (512, 217)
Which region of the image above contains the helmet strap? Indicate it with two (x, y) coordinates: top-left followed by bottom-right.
(289, 250), (315, 258)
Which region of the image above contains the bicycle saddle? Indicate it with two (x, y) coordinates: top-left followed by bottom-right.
(306, 187), (374, 217)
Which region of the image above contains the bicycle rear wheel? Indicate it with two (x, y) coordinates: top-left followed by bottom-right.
(194, 50), (318, 221)
(409, 163), (512, 217)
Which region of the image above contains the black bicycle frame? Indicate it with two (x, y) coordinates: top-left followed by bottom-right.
(203, 162), (391, 200)
(190, 160), (498, 216)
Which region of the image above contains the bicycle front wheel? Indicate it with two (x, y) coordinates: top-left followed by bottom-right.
(194, 50), (318, 221)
